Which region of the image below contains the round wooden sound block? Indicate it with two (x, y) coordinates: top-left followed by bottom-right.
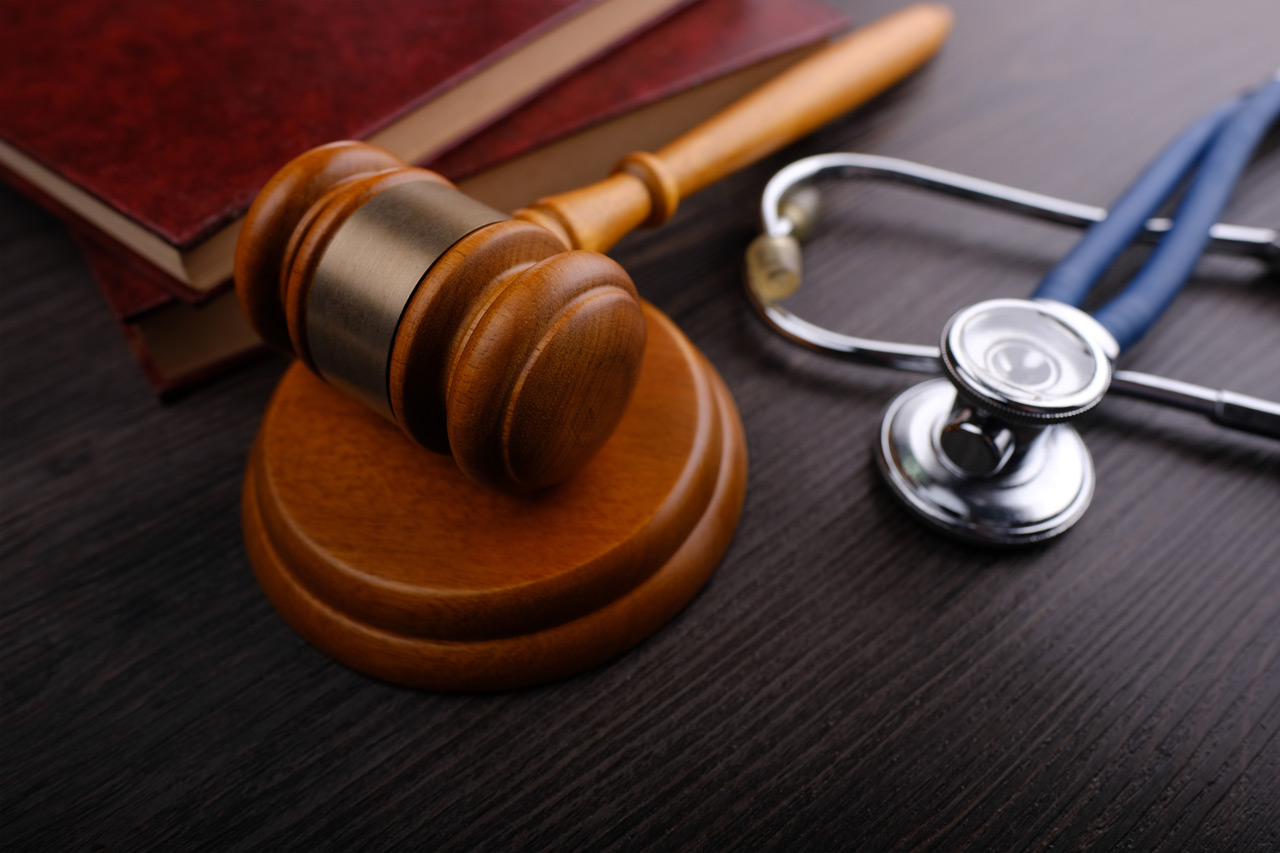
(243, 302), (747, 691)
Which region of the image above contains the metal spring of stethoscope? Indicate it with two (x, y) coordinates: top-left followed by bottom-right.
(745, 76), (1280, 546)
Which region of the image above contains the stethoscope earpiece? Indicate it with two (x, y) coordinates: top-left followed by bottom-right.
(746, 76), (1280, 546)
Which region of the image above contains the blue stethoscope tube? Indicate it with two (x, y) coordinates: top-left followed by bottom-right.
(1033, 77), (1280, 351)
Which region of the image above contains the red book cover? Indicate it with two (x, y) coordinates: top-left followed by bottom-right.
(21, 0), (847, 395)
(0, 0), (687, 256)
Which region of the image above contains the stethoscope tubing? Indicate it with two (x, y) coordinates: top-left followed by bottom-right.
(1031, 99), (1240, 311)
(758, 154), (1278, 263)
(1034, 77), (1280, 350)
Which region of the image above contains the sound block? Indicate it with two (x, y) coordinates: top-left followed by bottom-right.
(242, 302), (747, 691)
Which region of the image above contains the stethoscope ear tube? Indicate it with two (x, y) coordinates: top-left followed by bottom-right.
(753, 154), (1278, 264)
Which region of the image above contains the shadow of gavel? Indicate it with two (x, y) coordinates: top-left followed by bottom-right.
(234, 3), (953, 492)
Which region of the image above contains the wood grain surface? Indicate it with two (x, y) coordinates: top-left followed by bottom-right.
(3, 0), (1279, 849)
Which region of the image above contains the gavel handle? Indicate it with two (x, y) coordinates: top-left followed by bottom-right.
(515, 3), (954, 252)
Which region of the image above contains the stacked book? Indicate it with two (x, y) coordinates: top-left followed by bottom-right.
(0, 0), (846, 394)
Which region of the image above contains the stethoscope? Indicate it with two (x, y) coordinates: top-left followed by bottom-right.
(745, 76), (1280, 546)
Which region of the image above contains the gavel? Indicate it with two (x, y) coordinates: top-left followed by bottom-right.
(234, 3), (953, 492)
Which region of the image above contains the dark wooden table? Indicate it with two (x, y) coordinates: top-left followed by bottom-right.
(4, 1), (1279, 849)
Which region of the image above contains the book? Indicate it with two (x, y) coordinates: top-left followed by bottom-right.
(34, 0), (849, 394)
(433, 0), (847, 212)
(0, 0), (691, 296)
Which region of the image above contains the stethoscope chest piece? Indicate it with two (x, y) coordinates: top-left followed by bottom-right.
(876, 298), (1115, 545)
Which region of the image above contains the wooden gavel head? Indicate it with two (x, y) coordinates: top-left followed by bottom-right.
(235, 141), (647, 492)
(233, 6), (954, 492)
